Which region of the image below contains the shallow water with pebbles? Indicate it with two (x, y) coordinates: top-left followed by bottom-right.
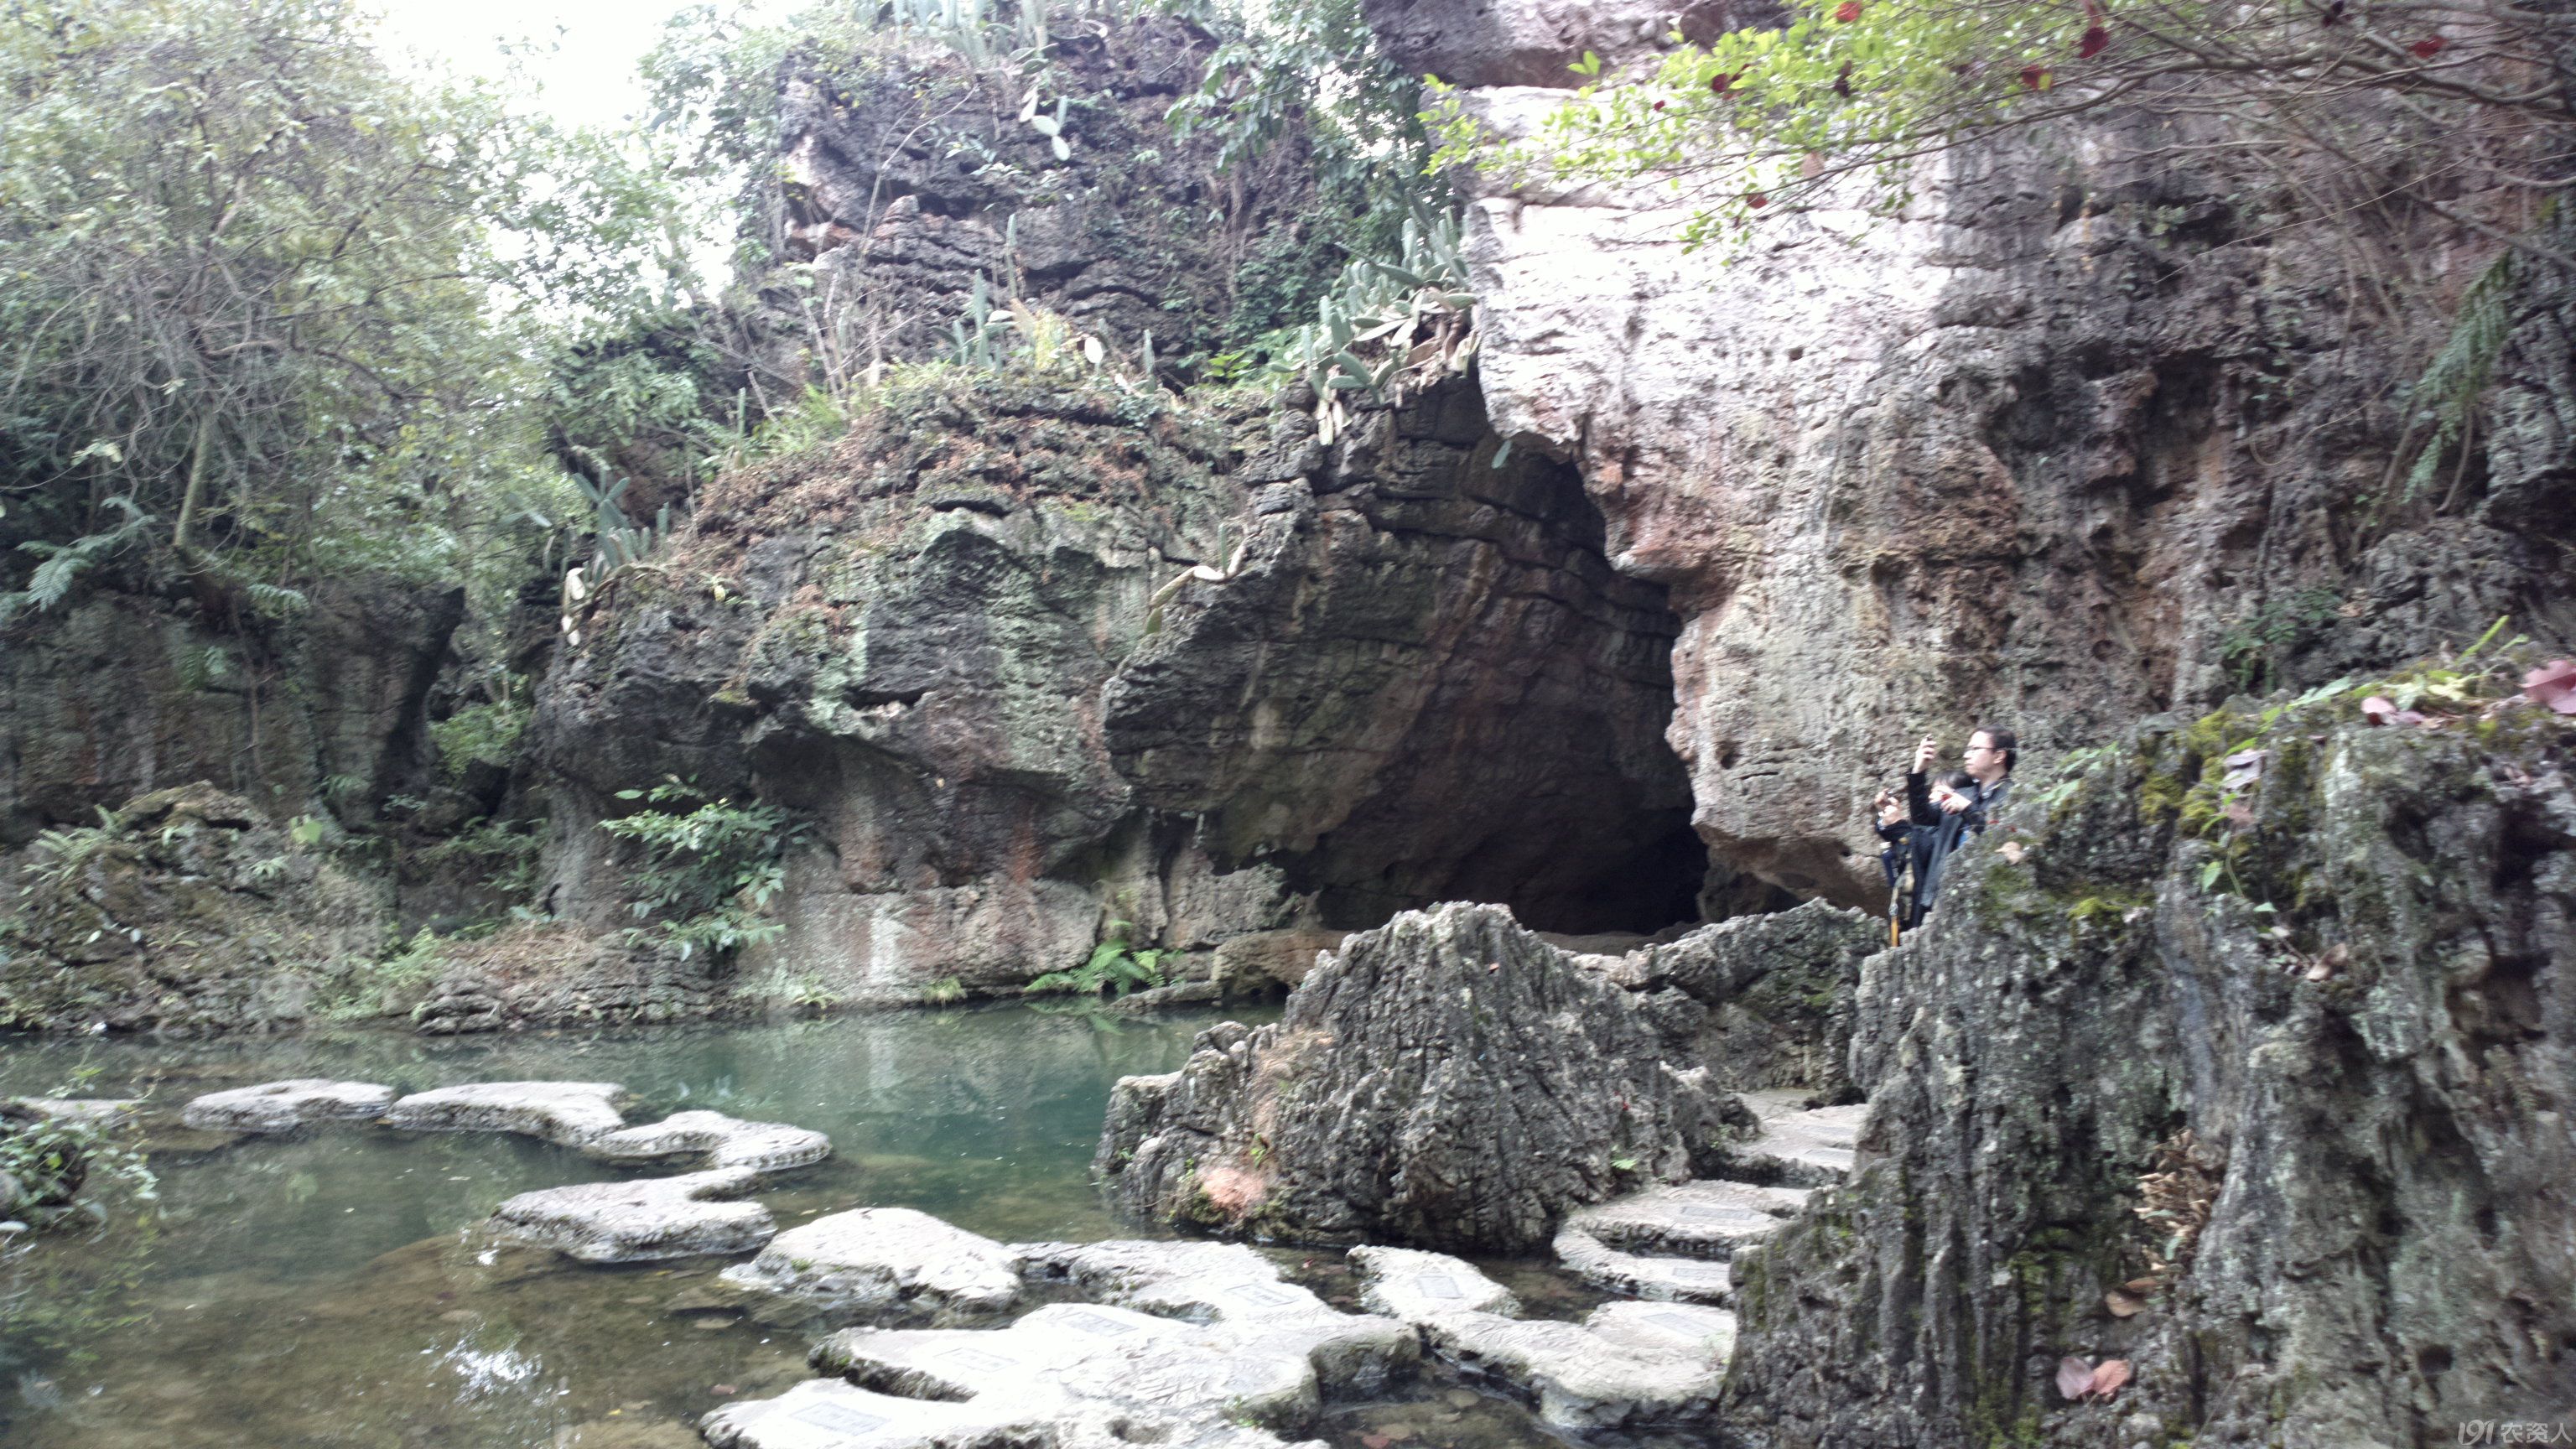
(0, 1005), (1704, 1449)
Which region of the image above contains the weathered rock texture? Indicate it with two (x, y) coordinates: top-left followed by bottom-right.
(1404, 3), (2576, 910)
(1602, 900), (1883, 1095)
(1103, 378), (1710, 932)
(0, 783), (387, 1033)
(767, 17), (1322, 365)
(0, 579), (460, 847)
(1722, 705), (2576, 1447)
(1098, 901), (1729, 1249)
(531, 364), (1713, 1008)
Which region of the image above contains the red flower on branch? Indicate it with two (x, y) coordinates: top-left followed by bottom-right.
(2020, 64), (2053, 90)
(2078, 24), (2109, 58)
(1710, 71), (1740, 96)
(2411, 34), (2446, 58)
(1834, 1), (1862, 21)
(1746, 191), (1770, 208)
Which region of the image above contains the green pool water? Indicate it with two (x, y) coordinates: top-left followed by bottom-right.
(0, 1005), (1657, 1449)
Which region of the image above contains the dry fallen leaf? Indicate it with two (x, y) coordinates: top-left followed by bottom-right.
(2123, 1275), (2163, 1295)
(2057, 1355), (2096, 1401)
(2088, 1358), (2133, 1400)
(2104, 1289), (2147, 1317)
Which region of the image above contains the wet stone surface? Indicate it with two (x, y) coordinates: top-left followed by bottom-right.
(179, 1078), (394, 1132)
(492, 1168), (776, 1263)
(588, 1110), (834, 1173)
(721, 1206), (1022, 1317)
(383, 1080), (630, 1146)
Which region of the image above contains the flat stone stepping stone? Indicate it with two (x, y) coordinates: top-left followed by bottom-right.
(180, 1078), (393, 1132)
(1348, 1245), (1519, 1320)
(722, 1207), (1020, 1316)
(1552, 1225), (1732, 1306)
(1012, 1239), (1415, 1397)
(699, 1378), (1015, 1449)
(491, 1167), (772, 1262)
(1013, 1238), (1334, 1324)
(1420, 1300), (1737, 1431)
(587, 1109), (832, 1172)
(1561, 1178), (1808, 1258)
(1722, 1091), (1863, 1185)
(382, 1081), (626, 1146)
(813, 1301), (1187, 1399)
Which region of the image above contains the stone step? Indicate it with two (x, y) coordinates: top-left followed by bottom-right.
(1551, 1226), (1732, 1306)
(1348, 1244), (1519, 1319)
(1421, 1301), (1737, 1431)
(1561, 1178), (1808, 1259)
(491, 1167), (771, 1263)
(1010, 1238), (1413, 1397)
(1717, 1090), (1862, 1186)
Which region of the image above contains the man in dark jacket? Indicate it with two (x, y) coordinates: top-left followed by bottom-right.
(1900, 726), (2016, 918)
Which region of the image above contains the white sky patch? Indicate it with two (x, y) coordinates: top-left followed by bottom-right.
(371, 0), (792, 132)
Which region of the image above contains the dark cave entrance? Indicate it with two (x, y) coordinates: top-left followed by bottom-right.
(1283, 409), (1720, 939)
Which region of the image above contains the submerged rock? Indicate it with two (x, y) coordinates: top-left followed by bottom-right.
(382, 1081), (626, 1145)
(1347, 1245), (1520, 1320)
(179, 1078), (393, 1132)
(585, 1109), (831, 1173)
(1098, 901), (1727, 1252)
(719, 1207), (1021, 1317)
(491, 1168), (772, 1262)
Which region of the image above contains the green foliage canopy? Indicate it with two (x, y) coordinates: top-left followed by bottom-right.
(0, 0), (669, 615)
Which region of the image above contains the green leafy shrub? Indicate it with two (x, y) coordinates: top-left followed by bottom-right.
(1026, 920), (1169, 999)
(598, 779), (804, 960)
(428, 696), (531, 781)
(0, 1081), (161, 1363)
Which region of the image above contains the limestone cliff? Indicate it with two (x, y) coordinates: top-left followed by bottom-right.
(1722, 692), (2576, 1448)
(532, 367), (1713, 1006)
(1405, 0), (2576, 909)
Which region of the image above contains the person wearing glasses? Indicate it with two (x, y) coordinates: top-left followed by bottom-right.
(1890, 726), (2016, 926)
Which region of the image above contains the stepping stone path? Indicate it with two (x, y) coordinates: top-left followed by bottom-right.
(181, 1078), (834, 1263)
(181, 1078), (393, 1132)
(1348, 1244), (1519, 1318)
(589, 1109), (834, 1172)
(1551, 1093), (1855, 1306)
(494, 1168), (775, 1262)
(711, 1241), (1420, 1449)
(723, 1207), (1023, 1317)
(383, 1080), (630, 1146)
